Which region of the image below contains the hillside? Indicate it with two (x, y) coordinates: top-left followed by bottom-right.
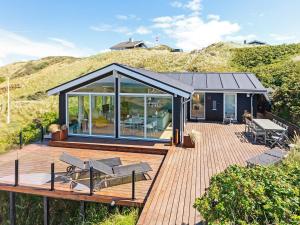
(0, 42), (299, 152)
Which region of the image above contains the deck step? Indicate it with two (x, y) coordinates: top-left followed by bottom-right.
(48, 140), (168, 155)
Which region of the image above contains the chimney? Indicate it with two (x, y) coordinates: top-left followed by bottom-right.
(244, 40), (247, 44)
(129, 37), (133, 42)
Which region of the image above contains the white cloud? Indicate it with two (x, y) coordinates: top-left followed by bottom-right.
(225, 34), (257, 42)
(170, 0), (201, 14)
(135, 26), (152, 35)
(0, 28), (92, 66)
(90, 24), (151, 36)
(48, 37), (76, 48)
(270, 33), (296, 41)
(207, 14), (220, 21)
(152, 0), (240, 50)
(115, 14), (140, 21)
(171, 1), (183, 8)
(116, 15), (128, 20)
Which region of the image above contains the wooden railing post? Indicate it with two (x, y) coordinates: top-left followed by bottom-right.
(132, 170), (135, 200)
(80, 201), (86, 222)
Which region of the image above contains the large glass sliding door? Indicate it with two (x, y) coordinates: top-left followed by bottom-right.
(68, 95), (90, 135)
(224, 93), (237, 120)
(191, 93), (205, 119)
(146, 96), (172, 139)
(120, 96), (145, 138)
(91, 95), (114, 136)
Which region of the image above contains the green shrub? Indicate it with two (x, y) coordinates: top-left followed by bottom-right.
(231, 43), (300, 69)
(194, 161), (300, 225)
(0, 192), (138, 225)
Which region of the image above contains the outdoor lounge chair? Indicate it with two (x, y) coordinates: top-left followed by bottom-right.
(246, 148), (288, 167)
(89, 159), (152, 190)
(59, 152), (122, 183)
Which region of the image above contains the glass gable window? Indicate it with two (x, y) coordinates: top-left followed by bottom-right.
(120, 75), (165, 94)
(68, 95), (90, 135)
(75, 75), (115, 93)
(191, 93), (205, 119)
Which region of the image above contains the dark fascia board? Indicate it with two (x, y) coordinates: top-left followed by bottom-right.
(193, 89), (268, 93)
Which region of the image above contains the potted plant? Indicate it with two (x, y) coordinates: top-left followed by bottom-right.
(183, 131), (196, 148)
(49, 124), (62, 141)
(60, 124), (68, 140)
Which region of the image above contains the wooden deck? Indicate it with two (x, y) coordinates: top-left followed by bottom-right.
(137, 122), (268, 225)
(49, 136), (170, 155)
(0, 143), (164, 207)
(0, 122), (269, 223)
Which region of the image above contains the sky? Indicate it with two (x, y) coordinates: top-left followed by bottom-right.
(0, 0), (299, 66)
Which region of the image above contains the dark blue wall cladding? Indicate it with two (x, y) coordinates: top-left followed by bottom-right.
(205, 93), (223, 121)
(59, 93), (66, 125)
(237, 93), (252, 122)
(173, 95), (182, 143)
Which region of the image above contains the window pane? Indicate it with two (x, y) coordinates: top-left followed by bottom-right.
(191, 93), (205, 118)
(146, 97), (172, 139)
(68, 95), (90, 134)
(120, 75), (165, 94)
(224, 94), (236, 119)
(91, 95), (114, 136)
(75, 75), (114, 93)
(120, 96), (145, 138)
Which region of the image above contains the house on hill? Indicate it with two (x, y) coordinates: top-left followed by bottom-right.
(110, 38), (147, 50)
(244, 40), (267, 45)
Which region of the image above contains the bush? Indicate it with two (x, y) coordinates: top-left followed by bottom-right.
(19, 111), (58, 145)
(0, 192), (138, 225)
(194, 161), (300, 225)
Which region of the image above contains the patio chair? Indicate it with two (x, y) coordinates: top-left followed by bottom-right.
(244, 118), (253, 133)
(269, 130), (289, 148)
(89, 159), (152, 190)
(252, 124), (266, 144)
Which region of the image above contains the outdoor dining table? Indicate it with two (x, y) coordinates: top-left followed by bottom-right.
(252, 119), (286, 132)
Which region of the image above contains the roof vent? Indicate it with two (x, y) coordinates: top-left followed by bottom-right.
(129, 37), (133, 42)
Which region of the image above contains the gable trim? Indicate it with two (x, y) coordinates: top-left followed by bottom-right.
(47, 64), (191, 98)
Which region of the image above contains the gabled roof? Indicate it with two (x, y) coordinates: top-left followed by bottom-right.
(47, 63), (192, 98)
(47, 63), (267, 98)
(162, 72), (267, 93)
(110, 40), (146, 50)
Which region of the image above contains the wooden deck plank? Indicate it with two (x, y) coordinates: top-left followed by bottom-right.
(137, 122), (268, 225)
(0, 143), (164, 207)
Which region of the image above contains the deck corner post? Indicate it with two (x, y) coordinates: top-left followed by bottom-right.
(132, 170), (135, 200)
(19, 131), (22, 149)
(43, 196), (49, 225)
(89, 166), (94, 196)
(80, 201), (86, 222)
(50, 163), (55, 191)
(9, 192), (16, 225)
(14, 159), (19, 186)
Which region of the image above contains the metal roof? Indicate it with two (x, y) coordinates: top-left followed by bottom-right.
(47, 63), (267, 97)
(162, 72), (267, 93)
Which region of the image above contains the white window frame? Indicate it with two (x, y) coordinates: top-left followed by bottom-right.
(223, 93), (237, 121)
(190, 92), (205, 120)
